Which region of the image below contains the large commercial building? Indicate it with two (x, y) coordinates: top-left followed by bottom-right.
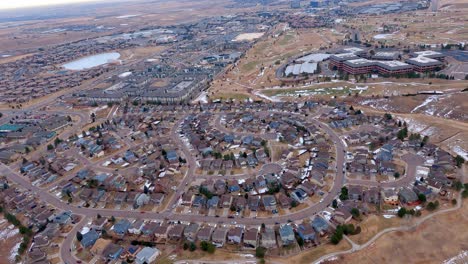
(329, 48), (445, 75)
(329, 53), (360, 70)
(342, 59), (375, 75)
(372, 51), (400, 61)
(87, 76), (208, 104)
(406, 56), (443, 72)
(376, 60), (414, 75)
(341, 59), (413, 75)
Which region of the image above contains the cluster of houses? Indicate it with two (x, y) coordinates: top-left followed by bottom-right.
(324, 107), (460, 220)
(0, 181), (82, 263)
(0, 114), (70, 164)
(178, 120), (333, 216)
(20, 155), (79, 186)
(182, 113), (271, 169)
(79, 213), (331, 261)
(57, 140), (184, 209)
(0, 38), (135, 103)
(82, 12), (277, 106)
(63, 167), (168, 210)
(222, 110), (320, 145)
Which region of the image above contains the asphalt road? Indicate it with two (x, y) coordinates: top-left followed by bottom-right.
(0, 108), (425, 263)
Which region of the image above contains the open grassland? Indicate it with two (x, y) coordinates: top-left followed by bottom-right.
(270, 239), (351, 264)
(209, 26), (339, 100)
(328, 199), (468, 264)
(342, 2), (468, 46)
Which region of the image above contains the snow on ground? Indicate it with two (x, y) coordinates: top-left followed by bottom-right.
(401, 117), (436, 136)
(257, 68), (265, 77)
(451, 146), (468, 160)
(0, 225), (19, 240)
(411, 95), (438, 113)
(360, 98), (394, 111)
(373, 33), (395, 39)
(118, 72), (132, 78)
(8, 242), (21, 263)
(318, 256), (339, 263)
(192, 91), (208, 104)
(232, 32), (264, 42)
(443, 250), (468, 264)
(116, 14), (141, 19)
(254, 91), (282, 102)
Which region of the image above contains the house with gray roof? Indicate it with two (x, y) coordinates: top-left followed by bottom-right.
(81, 229), (100, 248)
(136, 247), (160, 264)
(279, 225), (295, 246)
(112, 219), (131, 236)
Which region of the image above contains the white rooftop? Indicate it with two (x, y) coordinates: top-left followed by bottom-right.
(413, 50), (443, 56)
(343, 47), (365, 53)
(333, 53), (358, 59)
(374, 51), (399, 57)
(346, 58), (373, 65)
(378, 60), (410, 67)
(408, 56), (439, 64)
(297, 53), (330, 63)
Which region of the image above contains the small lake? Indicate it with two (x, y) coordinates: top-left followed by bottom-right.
(62, 52), (120, 70)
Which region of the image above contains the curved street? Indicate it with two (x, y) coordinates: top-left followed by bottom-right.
(0, 108), (430, 263)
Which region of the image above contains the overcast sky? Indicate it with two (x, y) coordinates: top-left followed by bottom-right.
(0, 0), (100, 10)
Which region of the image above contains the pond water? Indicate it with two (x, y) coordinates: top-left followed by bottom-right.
(62, 52), (120, 70)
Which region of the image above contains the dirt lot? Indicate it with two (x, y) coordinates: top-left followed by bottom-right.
(328, 199), (468, 264)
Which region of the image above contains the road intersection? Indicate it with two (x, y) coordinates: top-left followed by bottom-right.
(0, 106), (426, 263)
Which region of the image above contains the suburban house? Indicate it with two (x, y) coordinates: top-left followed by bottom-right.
(135, 247), (160, 264)
(279, 225), (295, 246)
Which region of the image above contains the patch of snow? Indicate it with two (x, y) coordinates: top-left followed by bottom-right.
(0, 225), (19, 240)
(452, 146), (468, 160)
(318, 256), (339, 263)
(118, 72), (132, 78)
(411, 95), (438, 113)
(116, 14), (141, 19)
(232, 32), (264, 42)
(443, 250), (468, 264)
(373, 33), (394, 40)
(192, 91), (209, 104)
(9, 242), (21, 263)
(253, 91), (282, 102)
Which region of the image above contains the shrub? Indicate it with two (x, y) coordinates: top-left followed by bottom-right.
(189, 242), (196, 252)
(350, 208), (360, 219)
(256, 246), (267, 258)
(397, 207), (407, 218)
(426, 200), (439, 211)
